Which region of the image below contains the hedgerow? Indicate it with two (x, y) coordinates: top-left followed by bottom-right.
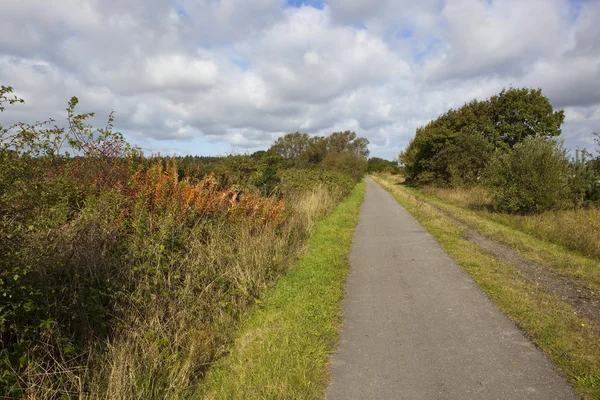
(0, 86), (367, 398)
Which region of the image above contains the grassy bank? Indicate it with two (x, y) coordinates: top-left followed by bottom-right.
(421, 185), (600, 260)
(372, 176), (600, 399)
(377, 176), (600, 295)
(200, 182), (365, 399)
(1, 88), (372, 398)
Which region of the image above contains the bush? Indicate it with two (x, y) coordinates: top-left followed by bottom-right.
(321, 152), (367, 182)
(484, 136), (576, 214)
(279, 169), (355, 199)
(0, 88), (360, 397)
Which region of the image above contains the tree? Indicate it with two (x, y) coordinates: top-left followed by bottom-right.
(325, 130), (370, 157)
(366, 157), (400, 174)
(489, 88), (565, 148)
(268, 130), (369, 171)
(400, 87), (565, 186)
(436, 131), (494, 185)
(269, 132), (313, 166)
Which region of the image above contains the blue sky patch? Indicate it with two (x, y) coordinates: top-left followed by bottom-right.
(286, 0), (325, 9)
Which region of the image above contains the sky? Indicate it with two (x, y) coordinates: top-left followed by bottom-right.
(1, 0), (599, 160)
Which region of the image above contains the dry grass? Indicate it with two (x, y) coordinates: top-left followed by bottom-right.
(9, 160), (344, 399)
(421, 185), (600, 260)
(421, 186), (491, 210)
(94, 186), (338, 399)
(491, 208), (600, 260)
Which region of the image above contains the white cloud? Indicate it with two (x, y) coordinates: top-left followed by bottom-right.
(421, 0), (569, 81)
(0, 0), (599, 159)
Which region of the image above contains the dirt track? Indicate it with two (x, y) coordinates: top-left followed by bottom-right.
(326, 177), (575, 399)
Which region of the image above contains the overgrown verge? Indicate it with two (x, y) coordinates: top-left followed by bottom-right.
(385, 180), (600, 296)
(372, 175), (600, 399)
(0, 87), (369, 398)
(200, 182), (365, 399)
(420, 185), (600, 261)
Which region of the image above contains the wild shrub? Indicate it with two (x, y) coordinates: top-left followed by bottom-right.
(1, 88), (358, 397)
(254, 153), (283, 196)
(279, 168), (355, 199)
(0, 93), (143, 396)
(484, 136), (576, 214)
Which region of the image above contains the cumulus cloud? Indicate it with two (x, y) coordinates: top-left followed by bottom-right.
(0, 0), (599, 159)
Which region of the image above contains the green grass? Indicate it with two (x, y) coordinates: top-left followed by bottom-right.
(199, 182), (365, 400)
(372, 176), (600, 399)
(392, 180), (600, 294)
(421, 185), (600, 261)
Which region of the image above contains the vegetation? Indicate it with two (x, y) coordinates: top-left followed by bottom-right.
(0, 86), (367, 398)
(400, 87), (566, 187)
(485, 136), (580, 213)
(419, 185), (600, 262)
(366, 157), (401, 174)
(201, 182), (365, 399)
(373, 176), (600, 399)
(269, 131), (369, 181)
(400, 87), (599, 214)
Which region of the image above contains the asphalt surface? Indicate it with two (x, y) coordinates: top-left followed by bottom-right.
(326, 178), (576, 400)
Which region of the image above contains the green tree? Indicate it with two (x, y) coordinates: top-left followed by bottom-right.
(400, 125), (456, 184)
(269, 132), (313, 167)
(366, 157), (400, 174)
(269, 131), (369, 172)
(400, 87), (565, 186)
(436, 131), (494, 185)
(325, 130), (370, 157)
(489, 88), (565, 148)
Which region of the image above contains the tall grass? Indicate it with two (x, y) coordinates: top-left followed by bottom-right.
(93, 185), (337, 399)
(3, 158), (345, 398)
(421, 185), (600, 260)
(1, 91), (360, 398)
(421, 186), (491, 210)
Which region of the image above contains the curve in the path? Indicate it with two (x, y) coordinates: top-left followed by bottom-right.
(326, 177), (575, 400)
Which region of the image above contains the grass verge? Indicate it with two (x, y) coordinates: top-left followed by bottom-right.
(382, 178), (600, 294)
(199, 181), (365, 400)
(420, 185), (600, 261)
(372, 176), (600, 399)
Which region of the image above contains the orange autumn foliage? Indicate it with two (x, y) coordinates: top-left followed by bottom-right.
(129, 163), (287, 226)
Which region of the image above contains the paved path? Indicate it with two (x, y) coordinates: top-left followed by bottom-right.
(326, 178), (575, 400)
